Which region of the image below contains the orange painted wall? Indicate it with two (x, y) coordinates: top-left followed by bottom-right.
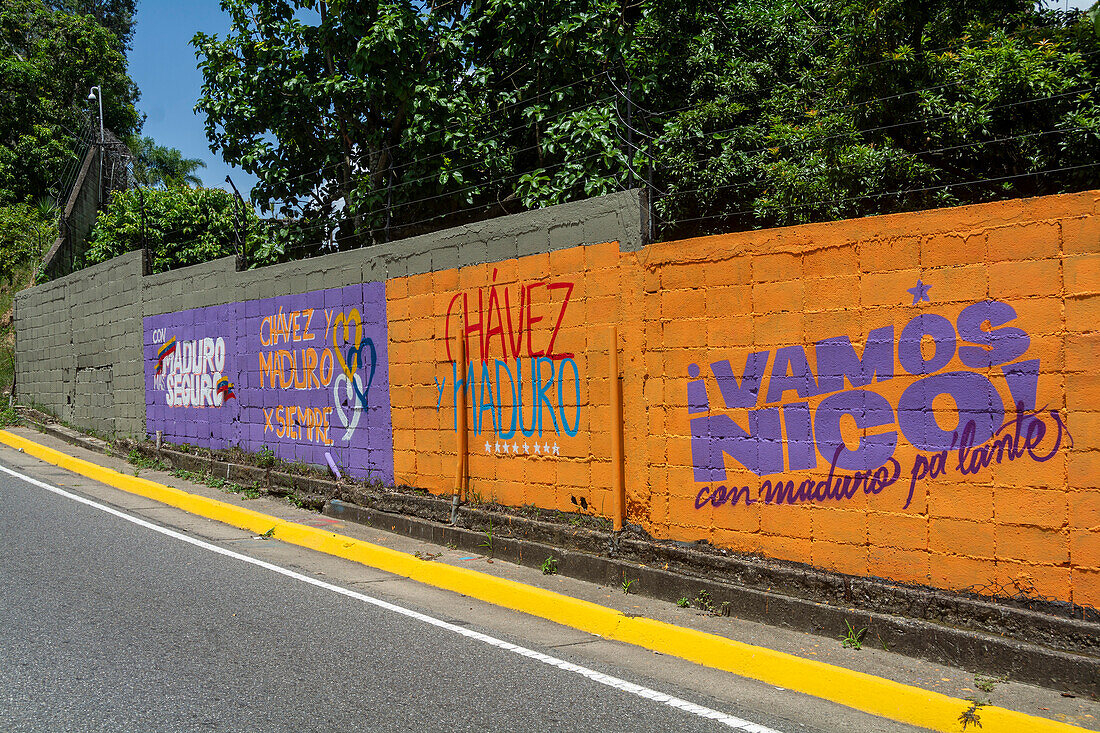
(387, 191), (1100, 609)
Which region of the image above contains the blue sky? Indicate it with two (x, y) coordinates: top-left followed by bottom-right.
(128, 0), (1096, 201)
(129, 0), (258, 196)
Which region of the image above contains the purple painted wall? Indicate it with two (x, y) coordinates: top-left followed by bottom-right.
(144, 282), (394, 484)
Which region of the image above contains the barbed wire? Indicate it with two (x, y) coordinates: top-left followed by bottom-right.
(262, 92), (619, 195)
(651, 161), (1100, 228)
(650, 124), (1097, 203)
(646, 85), (1097, 167)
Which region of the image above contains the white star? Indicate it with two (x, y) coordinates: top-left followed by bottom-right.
(523, 442), (530, 454)
(543, 442), (550, 453)
(494, 441), (501, 453)
(534, 443), (541, 454)
(511, 442), (519, 454)
(484, 441), (492, 453)
(552, 443), (560, 455)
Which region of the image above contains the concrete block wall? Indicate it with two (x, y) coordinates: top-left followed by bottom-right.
(633, 191), (1100, 608)
(14, 188), (1100, 609)
(15, 248), (145, 435)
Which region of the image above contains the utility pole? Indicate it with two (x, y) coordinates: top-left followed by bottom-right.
(88, 86), (103, 203)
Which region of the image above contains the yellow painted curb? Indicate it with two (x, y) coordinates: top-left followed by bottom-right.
(0, 428), (1086, 733)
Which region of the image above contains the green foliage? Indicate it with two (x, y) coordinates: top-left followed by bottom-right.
(0, 0), (141, 207)
(677, 597), (690, 608)
(0, 203), (55, 284)
(621, 578), (636, 594)
(193, 0), (1100, 244)
(478, 519), (495, 556)
(541, 556), (558, 575)
(44, 0), (137, 52)
(84, 186), (279, 272)
(257, 444), (275, 469)
(959, 699), (987, 730)
(642, 0), (1100, 235)
(192, 0), (631, 251)
(839, 620), (867, 650)
(0, 404), (18, 426)
(128, 137), (206, 189)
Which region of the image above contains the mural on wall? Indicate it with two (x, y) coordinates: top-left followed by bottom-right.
(144, 282), (394, 483)
(687, 281), (1069, 511)
(434, 268), (582, 458)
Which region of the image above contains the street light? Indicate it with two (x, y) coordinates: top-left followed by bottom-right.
(88, 86), (103, 202)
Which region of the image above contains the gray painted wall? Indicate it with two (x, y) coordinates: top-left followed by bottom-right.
(16, 190), (644, 438)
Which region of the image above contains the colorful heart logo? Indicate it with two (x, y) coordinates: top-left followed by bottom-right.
(331, 308), (363, 380)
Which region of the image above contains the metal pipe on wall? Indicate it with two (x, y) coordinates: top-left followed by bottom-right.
(609, 325), (625, 532)
(453, 315), (469, 516)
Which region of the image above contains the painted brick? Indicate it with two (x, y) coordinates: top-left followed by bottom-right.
(993, 487), (1068, 529)
(1061, 214), (1100, 255)
(860, 269), (921, 308)
(703, 257), (752, 287)
(1065, 253), (1100, 295)
(929, 517), (996, 559)
(867, 512), (927, 551)
(1067, 449), (1100, 488)
(922, 231), (986, 268)
(987, 221), (1059, 262)
(1069, 490), (1100, 529)
(811, 540), (868, 577)
(1070, 529), (1100, 570)
(752, 252), (801, 283)
(1066, 294), (1100, 334)
(803, 275), (861, 311)
(996, 524), (1070, 565)
(1072, 567), (1100, 608)
(861, 236), (920, 273)
(804, 244), (858, 278)
(928, 553), (996, 592)
(868, 546), (929, 585)
(995, 562), (1071, 604)
(19, 189), (1100, 609)
(752, 279), (804, 313)
(989, 259), (1061, 298)
(810, 507), (867, 545)
(760, 505), (812, 539)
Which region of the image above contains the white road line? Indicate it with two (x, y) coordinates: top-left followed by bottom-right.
(0, 461), (784, 733)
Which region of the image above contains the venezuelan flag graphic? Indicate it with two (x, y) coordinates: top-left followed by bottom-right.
(155, 337), (176, 375)
(216, 376), (235, 401)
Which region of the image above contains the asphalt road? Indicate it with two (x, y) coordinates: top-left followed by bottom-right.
(0, 458), (808, 733)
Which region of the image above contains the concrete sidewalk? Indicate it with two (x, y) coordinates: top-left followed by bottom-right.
(1, 423), (1096, 733)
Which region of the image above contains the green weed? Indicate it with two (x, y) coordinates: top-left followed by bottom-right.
(974, 673), (1007, 694)
(541, 556), (558, 575)
(839, 620), (867, 650)
(478, 519), (495, 557)
(959, 699), (987, 730)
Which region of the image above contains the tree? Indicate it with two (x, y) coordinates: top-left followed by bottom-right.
(192, 0), (632, 251)
(43, 0), (137, 52)
(0, 0), (142, 207)
(0, 202), (55, 285)
(193, 0), (1100, 245)
(129, 136), (206, 188)
(84, 186), (277, 273)
(640, 0), (1100, 235)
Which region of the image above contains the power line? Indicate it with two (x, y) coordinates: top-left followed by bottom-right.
(653, 161), (1100, 228)
(649, 85), (1098, 167)
(652, 124), (1098, 202)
